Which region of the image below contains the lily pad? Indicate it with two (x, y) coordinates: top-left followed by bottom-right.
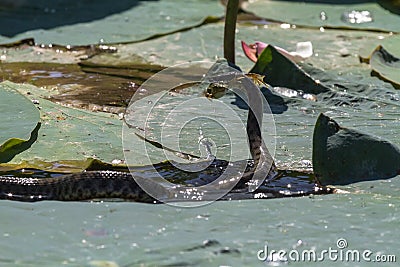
(0, 83), (40, 144)
(369, 45), (400, 88)
(1, 23), (394, 170)
(359, 33), (400, 62)
(358, 34), (400, 87)
(1, 21), (399, 171)
(249, 45), (330, 94)
(0, 0), (224, 45)
(312, 113), (400, 185)
(0, 157), (124, 173)
(0, 122), (41, 163)
(0, 84), (41, 162)
(0, 83), (41, 163)
(0, 40), (95, 64)
(0, 81), (127, 164)
(243, 0), (400, 32)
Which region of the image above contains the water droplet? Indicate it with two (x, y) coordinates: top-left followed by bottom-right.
(320, 11), (327, 21)
(111, 159), (124, 164)
(138, 88), (148, 95)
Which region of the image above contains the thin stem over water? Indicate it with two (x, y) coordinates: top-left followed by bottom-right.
(223, 0), (239, 64)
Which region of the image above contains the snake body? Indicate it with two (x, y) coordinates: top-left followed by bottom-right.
(0, 171), (157, 202)
(0, 68), (308, 202)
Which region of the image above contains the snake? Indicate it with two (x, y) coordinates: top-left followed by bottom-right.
(0, 68), (325, 202)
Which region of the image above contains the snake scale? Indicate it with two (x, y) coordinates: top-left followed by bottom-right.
(0, 69), (319, 202)
(0, 171), (156, 202)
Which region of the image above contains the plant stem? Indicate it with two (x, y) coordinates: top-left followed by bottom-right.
(223, 0), (239, 64)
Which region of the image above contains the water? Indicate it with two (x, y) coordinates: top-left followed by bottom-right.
(1, 56), (399, 266)
(0, 192), (398, 266)
(0, 169), (398, 266)
(0, 5), (399, 266)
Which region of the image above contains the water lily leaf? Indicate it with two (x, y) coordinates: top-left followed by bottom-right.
(0, 38), (109, 64)
(0, 83), (41, 162)
(313, 113), (400, 185)
(0, 42), (168, 113)
(369, 45), (400, 88)
(0, 123), (41, 163)
(1, 22), (399, 171)
(249, 45), (330, 94)
(79, 55), (165, 81)
(358, 34), (400, 87)
(0, 81), (128, 164)
(0, 83), (40, 142)
(243, 0), (400, 32)
(0, 157), (127, 173)
(0, 62), (134, 113)
(359, 33), (400, 59)
(2, 80), (188, 166)
(0, 0), (224, 45)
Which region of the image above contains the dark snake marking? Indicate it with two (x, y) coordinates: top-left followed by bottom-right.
(0, 171), (155, 202)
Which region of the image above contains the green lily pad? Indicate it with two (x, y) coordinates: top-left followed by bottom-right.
(0, 157), (127, 173)
(0, 81), (127, 164)
(369, 45), (400, 88)
(0, 83), (40, 143)
(358, 34), (400, 88)
(122, 60), (276, 165)
(0, 0), (224, 45)
(0, 40), (94, 64)
(0, 83), (41, 162)
(250, 45), (330, 94)
(243, 0), (400, 32)
(2, 80), (201, 166)
(359, 33), (400, 62)
(1, 22), (399, 172)
(312, 113), (400, 185)
(79, 54), (165, 81)
(0, 122), (41, 163)
(0, 62), (138, 113)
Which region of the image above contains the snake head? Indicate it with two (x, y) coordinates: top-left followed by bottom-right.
(203, 83), (228, 99)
